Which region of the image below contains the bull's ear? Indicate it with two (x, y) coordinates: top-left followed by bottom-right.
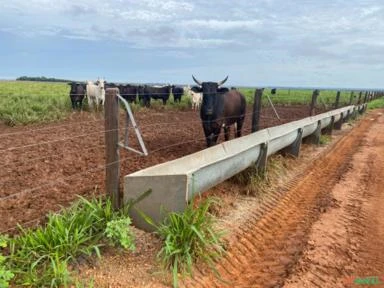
(191, 86), (202, 93)
(218, 87), (229, 94)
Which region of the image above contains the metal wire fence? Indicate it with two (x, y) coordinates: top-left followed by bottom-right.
(0, 86), (379, 233)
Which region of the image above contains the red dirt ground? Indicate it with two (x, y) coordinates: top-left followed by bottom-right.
(76, 109), (384, 288)
(0, 104), (314, 233)
(180, 110), (384, 288)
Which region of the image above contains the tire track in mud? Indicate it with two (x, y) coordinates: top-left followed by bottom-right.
(284, 112), (384, 288)
(181, 113), (380, 288)
(352, 114), (384, 284)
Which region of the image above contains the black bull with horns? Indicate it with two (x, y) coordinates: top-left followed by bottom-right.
(192, 75), (246, 147)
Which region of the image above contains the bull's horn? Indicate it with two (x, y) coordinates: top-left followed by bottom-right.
(218, 76), (228, 86)
(192, 75), (202, 86)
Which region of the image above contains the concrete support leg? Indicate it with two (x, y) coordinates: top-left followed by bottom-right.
(334, 112), (343, 130)
(351, 107), (358, 120)
(304, 121), (321, 145)
(323, 116), (335, 135)
(344, 110), (351, 123)
(256, 142), (268, 172)
(282, 128), (303, 157)
(358, 104), (365, 115)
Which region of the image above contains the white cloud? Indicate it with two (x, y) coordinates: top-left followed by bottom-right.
(182, 19), (261, 31)
(1, 0), (384, 87)
(361, 5), (382, 16)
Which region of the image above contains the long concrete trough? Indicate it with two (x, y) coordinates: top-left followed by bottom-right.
(124, 104), (366, 231)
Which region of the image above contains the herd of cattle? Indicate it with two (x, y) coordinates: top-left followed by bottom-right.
(68, 76), (246, 147)
(68, 79), (205, 111)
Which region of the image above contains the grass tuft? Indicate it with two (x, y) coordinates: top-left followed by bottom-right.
(2, 196), (135, 287)
(368, 97), (384, 109)
(319, 135), (331, 145)
(154, 198), (225, 288)
(231, 155), (289, 196)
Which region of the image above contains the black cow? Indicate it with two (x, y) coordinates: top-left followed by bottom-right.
(68, 82), (86, 110)
(119, 84), (138, 103)
(271, 88), (277, 95)
(172, 86), (184, 103)
(104, 83), (138, 103)
(192, 75), (246, 147)
(138, 85), (172, 107)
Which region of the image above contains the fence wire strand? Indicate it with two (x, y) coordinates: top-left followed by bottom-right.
(0, 90), (362, 233)
(0, 117), (105, 138)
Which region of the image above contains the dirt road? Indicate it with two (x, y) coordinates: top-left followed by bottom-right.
(180, 110), (384, 288)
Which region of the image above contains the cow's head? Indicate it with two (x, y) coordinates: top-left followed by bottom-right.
(68, 82), (80, 93)
(96, 78), (105, 90)
(192, 75), (228, 115)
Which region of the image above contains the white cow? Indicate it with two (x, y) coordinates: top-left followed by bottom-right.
(86, 78), (105, 111)
(185, 85), (202, 111)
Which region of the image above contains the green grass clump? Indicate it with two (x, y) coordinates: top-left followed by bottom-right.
(152, 198), (225, 288)
(3, 196), (135, 287)
(231, 155), (289, 196)
(368, 97), (384, 109)
(319, 135), (331, 145)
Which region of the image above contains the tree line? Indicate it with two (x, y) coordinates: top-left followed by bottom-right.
(16, 76), (72, 82)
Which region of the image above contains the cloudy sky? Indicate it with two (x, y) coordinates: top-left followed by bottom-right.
(0, 0), (383, 88)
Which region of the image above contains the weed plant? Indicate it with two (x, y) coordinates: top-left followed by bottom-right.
(3, 196), (134, 287)
(145, 198), (225, 288)
(231, 155), (289, 196)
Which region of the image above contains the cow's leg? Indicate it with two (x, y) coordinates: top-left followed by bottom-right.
(202, 122), (212, 147)
(224, 125), (230, 141)
(236, 119), (244, 137)
(162, 98), (167, 105)
(71, 98), (76, 110)
(88, 97), (93, 111)
(212, 126), (221, 145)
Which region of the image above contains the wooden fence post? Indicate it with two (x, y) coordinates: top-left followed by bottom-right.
(105, 88), (121, 210)
(349, 91), (354, 105)
(363, 91), (368, 103)
(357, 91), (362, 104)
(309, 89), (319, 116)
(335, 91), (341, 109)
(252, 88), (263, 132)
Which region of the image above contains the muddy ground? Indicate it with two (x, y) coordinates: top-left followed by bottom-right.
(76, 109), (384, 287)
(0, 104), (313, 233)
